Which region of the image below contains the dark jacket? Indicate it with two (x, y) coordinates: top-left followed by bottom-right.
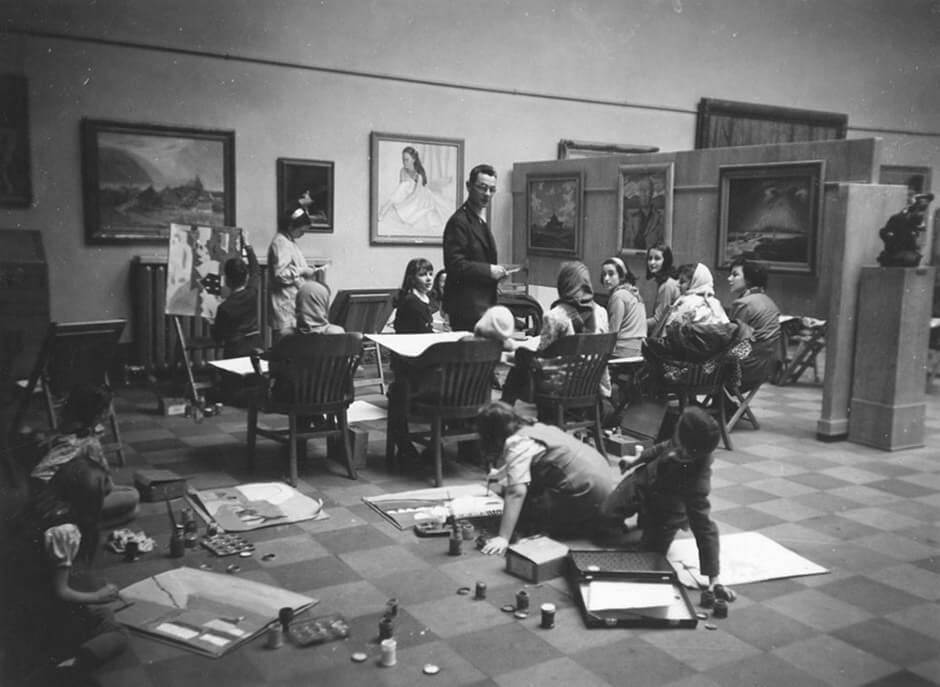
(212, 245), (261, 357)
(443, 203), (498, 330)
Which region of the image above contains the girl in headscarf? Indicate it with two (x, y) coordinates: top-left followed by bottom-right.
(296, 277), (345, 334)
(538, 261), (610, 351)
(661, 263), (729, 331)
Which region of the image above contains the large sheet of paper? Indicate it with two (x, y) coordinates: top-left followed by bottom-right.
(115, 567), (315, 657)
(189, 482), (328, 532)
(365, 331), (469, 358)
(363, 483), (503, 530)
(165, 223), (241, 320)
(668, 531), (829, 588)
(580, 580), (683, 611)
(208, 356), (268, 376)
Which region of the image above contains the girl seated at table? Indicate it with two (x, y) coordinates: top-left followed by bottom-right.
(660, 263), (729, 331)
(600, 253), (647, 358)
(501, 261), (611, 407)
(388, 258), (436, 466)
(646, 242), (681, 338)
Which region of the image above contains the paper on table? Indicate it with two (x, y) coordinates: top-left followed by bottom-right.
(207, 357), (268, 376)
(580, 580), (680, 611)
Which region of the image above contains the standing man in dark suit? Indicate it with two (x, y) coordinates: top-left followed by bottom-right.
(443, 164), (508, 331)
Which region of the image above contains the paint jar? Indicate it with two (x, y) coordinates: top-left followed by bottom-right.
(540, 603), (556, 629)
(474, 582), (487, 600)
(448, 535), (462, 556)
(169, 525), (185, 558)
(385, 598), (399, 618)
(713, 599), (729, 618)
(700, 589), (715, 609)
(380, 638), (397, 667)
(459, 520), (475, 540)
(124, 539), (139, 563)
(515, 590), (530, 612)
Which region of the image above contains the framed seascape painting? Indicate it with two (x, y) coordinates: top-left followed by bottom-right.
(370, 131), (464, 246)
(618, 162), (674, 253)
(81, 119), (235, 243)
(277, 158), (334, 233)
(717, 160), (825, 274)
(526, 172), (583, 258)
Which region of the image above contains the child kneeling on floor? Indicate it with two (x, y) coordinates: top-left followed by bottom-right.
(30, 384), (138, 529)
(602, 406), (735, 601)
(476, 401), (617, 556)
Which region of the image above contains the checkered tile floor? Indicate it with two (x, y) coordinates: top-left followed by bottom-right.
(42, 381), (940, 686)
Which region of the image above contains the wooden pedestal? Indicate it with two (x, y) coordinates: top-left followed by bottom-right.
(848, 266), (934, 450)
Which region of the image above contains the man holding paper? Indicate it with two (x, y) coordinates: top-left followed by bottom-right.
(443, 163), (516, 331)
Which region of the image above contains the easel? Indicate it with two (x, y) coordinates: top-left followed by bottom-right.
(171, 315), (222, 423)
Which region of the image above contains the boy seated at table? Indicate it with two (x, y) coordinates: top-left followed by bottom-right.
(212, 243), (262, 358)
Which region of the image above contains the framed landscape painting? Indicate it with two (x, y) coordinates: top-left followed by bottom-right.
(81, 119), (235, 243)
(526, 172), (583, 258)
(717, 160), (824, 274)
(618, 162), (674, 253)
(370, 131), (463, 245)
(0, 74), (32, 207)
(277, 158), (334, 233)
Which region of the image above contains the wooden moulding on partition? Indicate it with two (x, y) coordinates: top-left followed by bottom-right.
(695, 98), (847, 150)
(557, 139), (659, 160)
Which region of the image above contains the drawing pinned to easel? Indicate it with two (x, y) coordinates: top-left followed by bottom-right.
(165, 222), (242, 320)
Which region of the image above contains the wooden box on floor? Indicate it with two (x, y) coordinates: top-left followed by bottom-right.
(848, 266), (935, 450)
(327, 426), (369, 469)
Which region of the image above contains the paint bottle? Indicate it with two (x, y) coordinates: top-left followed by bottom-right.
(378, 615), (394, 640)
(515, 590), (530, 612)
(474, 582), (487, 600)
(267, 623), (284, 649)
(169, 525), (185, 558)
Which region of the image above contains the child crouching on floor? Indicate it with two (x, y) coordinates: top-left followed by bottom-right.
(30, 384), (138, 529)
(476, 401), (617, 556)
(601, 406), (735, 601)
(10, 456), (128, 680)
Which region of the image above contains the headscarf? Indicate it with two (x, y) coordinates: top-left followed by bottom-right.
(296, 280), (334, 334)
(474, 305), (515, 348)
(552, 261), (596, 333)
(686, 263), (716, 297)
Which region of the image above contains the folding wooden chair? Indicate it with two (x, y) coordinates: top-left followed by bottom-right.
(774, 317), (826, 386)
(10, 320), (127, 465)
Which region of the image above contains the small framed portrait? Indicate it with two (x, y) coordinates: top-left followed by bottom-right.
(277, 158), (334, 233)
(526, 172), (583, 258)
(618, 163), (674, 253)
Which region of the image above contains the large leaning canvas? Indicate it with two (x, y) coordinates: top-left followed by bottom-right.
(165, 223), (241, 320)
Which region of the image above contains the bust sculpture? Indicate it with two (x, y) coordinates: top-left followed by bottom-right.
(877, 193), (934, 267)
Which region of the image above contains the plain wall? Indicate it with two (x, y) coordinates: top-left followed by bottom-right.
(0, 0), (937, 334)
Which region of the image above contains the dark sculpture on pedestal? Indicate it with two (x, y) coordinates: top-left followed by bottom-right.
(877, 193), (934, 267)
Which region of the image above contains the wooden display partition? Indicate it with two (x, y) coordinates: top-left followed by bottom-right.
(848, 266), (934, 450)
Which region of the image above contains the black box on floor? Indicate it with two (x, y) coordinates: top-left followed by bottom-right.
(133, 469), (187, 502)
(567, 549), (698, 629)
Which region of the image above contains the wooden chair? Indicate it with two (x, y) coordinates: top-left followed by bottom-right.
(247, 332), (363, 486)
(388, 338), (502, 487)
(774, 317), (826, 386)
(10, 320), (127, 465)
(329, 289), (397, 394)
(649, 353), (736, 451)
(528, 332), (617, 457)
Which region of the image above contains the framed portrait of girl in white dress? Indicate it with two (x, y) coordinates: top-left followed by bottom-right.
(370, 132), (464, 246)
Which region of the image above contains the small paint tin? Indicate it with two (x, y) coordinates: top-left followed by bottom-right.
(513, 611), (529, 620)
(385, 598), (399, 618)
(351, 652), (368, 663)
(515, 590), (530, 612)
(423, 663), (440, 675)
(712, 599), (729, 618)
(380, 638), (397, 667)
(123, 539), (139, 563)
(540, 603), (556, 629)
(474, 582), (487, 600)
(501, 604), (516, 613)
(699, 589), (715, 609)
(459, 520), (475, 541)
(266, 624), (284, 649)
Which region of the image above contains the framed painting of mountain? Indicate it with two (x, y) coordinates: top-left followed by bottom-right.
(81, 119), (235, 243)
